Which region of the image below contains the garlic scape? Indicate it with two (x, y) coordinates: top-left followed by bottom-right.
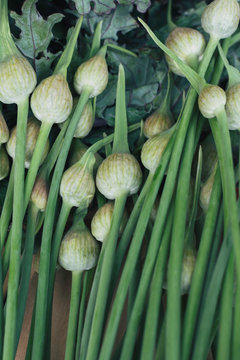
(58, 220), (99, 360)
(91, 202), (127, 242)
(86, 65), (142, 360)
(143, 73), (174, 138)
(0, 0), (37, 355)
(6, 118), (49, 169)
(201, 0), (240, 40)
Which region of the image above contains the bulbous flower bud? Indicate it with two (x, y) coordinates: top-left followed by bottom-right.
(0, 145), (9, 180)
(74, 54), (108, 98)
(31, 175), (49, 212)
(6, 118), (49, 168)
(31, 74), (73, 124)
(141, 129), (173, 173)
(91, 202), (127, 242)
(226, 83), (240, 130)
(201, 0), (240, 39)
(198, 85), (226, 119)
(60, 155), (95, 209)
(58, 224), (100, 272)
(200, 165), (217, 212)
(96, 153), (142, 200)
(0, 112), (9, 144)
(143, 110), (173, 138)
(165, 27), (206, 77)
(180, 248), (196, 294)
(60, 99), (94, 138)
(0, 56), (36, 104)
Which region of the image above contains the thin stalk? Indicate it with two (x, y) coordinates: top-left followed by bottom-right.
(14, 203), (39, 354)
(65, 271), (82, 360)
(127, 258), (140, 323)
(182, 169), (222, 360)
(31, 88), (90, 360)
(0, 162), (14, 248)
(75, 272), (89, 359)
(86, 192), (128, 360)
(155, 315), (166, 360)
(79, 247), (105, 360)
(166, 116), (197, 360)
(98, 160), (170, 360)
(216, 253), (234, 360)
(232, 276), (240, 359)
(3, 97), (29, 360)
(140, 206), (173, 360)
(167, 0), (176, 31)
(89, 21), (102, 58)
(121, 204), (173, 360)
(23, 121), (52, 208)
(192, 235), (232, 360)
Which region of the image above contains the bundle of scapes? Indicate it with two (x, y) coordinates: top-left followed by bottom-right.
(0, 0), (240, 359)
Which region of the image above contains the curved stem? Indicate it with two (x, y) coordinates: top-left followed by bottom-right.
(64, 271), (82, 360)
(167, 0), (176, 31)
(3, 97), (29, 360)
(31, 88), (90, 360)
(86, 193), (128, 360)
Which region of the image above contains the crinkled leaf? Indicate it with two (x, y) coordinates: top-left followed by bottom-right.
(82, 5), (137, 40)
(10, 0), (64, 60)
(118, 0), (151, 13)
(72, 0), (116, 15)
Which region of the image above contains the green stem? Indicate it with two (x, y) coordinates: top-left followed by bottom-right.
(2, 97), (29, 360)
(140, 206), (173, 360)
(65, 271), (82, 360)
(54, 17), (83, 77)
(112, 65), (129, 154)
(216, 253), (234, 360)
(167, 0), (176, 31)
(98, 159), (170, 360)
(86, 192), (128, 360)
(155, 315), (166, 360)
(75, 272), (89, 359)
(79, 248), (105, 360)
(0, 0), (19, 59)
(166, 117), (197, 360)
(0, 162), (14, 248)
(121, 204), (173, 360)
(14, 203), (39, 354)
(31, 88), (90, 360)
(182, 169), (222, 360)
(89, 21), (103, 58)
(192, 235), (232, 360)
(24, 121), (52, 208)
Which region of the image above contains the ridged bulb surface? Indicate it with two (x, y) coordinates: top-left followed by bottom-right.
(0, 56), (36, 104)
(0, 112), (9, 144)
(6, 118), (49, 168)
(60, 100), (94, 138)
(165, 27), (206, 76)
(198, 85), (226, 119)
(201, 0), (240, 39)
(141, 130), (172, 173)
(96, 153), (142, 200)
(200, 166), (217, 212)
(59, 226), (99, 272)
(74, 54), (108, 98)
(0, 146), (9, 180)
(143, 111), (173, 138)
(91, 202), (127, 242)
(181, 248), (196, 294)
(31, 176), (49, 212)
(226, 84), (240, 130)
(60, 162), (95, 208)
(31, 74), (73, 124)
